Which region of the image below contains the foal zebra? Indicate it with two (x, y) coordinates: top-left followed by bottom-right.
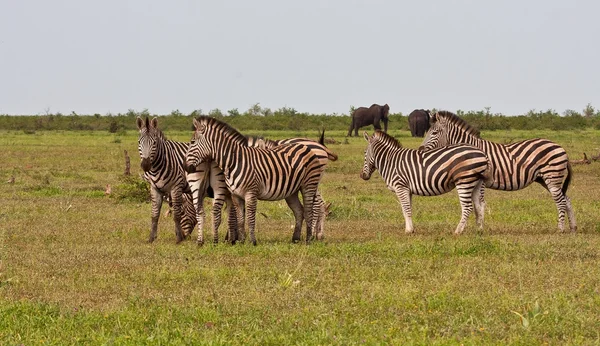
(419, 111), (576, 232)
(137, 117), (189, 243)
(185, 116), (328, 245)
(361, 131), (492, 234)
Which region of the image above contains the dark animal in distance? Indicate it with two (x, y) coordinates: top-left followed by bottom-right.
(347, 104), (390, 137)
(408, 109), (431, 137)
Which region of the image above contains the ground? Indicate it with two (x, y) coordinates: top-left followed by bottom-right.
(1, 128), (599, 345)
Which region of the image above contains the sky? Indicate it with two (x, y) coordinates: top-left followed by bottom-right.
(1, 0), (599, 116)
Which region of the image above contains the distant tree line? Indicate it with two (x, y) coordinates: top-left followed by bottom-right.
(1, 103), (599, 133)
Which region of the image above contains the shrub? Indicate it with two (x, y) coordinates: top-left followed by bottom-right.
(112, 175), (150, 203)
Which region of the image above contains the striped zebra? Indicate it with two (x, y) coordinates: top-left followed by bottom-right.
(185, 116), (329, 245)
(137, 116), (190, 243)
(246, 133), (337, 240)
(361, 131), (492, 234)
(187, 133), (335, 245)
(419, 111), (576, 233)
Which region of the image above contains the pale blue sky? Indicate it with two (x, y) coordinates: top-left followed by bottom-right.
(1, 0), (598, 116)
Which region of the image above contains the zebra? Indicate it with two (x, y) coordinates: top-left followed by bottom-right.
(361, 131), (492, 234)
(186, 133), (336, 245)
(419, 111), (576, 233)
(185, 116), (329, 245)
(137, 116), (190, 243)
(245, 133), (337, 240)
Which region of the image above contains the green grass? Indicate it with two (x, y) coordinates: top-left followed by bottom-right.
(1, 129), (600, 345)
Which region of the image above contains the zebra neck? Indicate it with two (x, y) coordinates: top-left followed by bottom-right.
(210, 140), (244, 178)
(373, 145), (403, 179)
(150, 140), (183, 172)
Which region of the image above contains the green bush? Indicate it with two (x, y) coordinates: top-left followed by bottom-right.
(112, 175), (150, 203)
(1, 105), (599, 132)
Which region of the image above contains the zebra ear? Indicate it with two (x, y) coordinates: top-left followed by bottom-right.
(363, 131), (370, 142)
(136, 117), (144, 130)
(430, 111), (438, 124)
(193, 117), (202, 131)
(150, 117), (159, 129)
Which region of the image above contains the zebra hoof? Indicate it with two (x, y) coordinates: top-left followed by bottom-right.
(196, 241), (204, 247)
(252, 240), (257, 246)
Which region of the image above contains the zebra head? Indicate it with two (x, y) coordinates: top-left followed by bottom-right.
(136, 117), (163, 172)
(360, 131), (376, 180)
(185, 117), (212, 173)
(418, 111), (480, 151)
(418, 111), (447, 151)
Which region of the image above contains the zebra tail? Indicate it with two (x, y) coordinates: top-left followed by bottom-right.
(318, 129), (325, 146)
(562, 162), (573, 195)
(318, 129), (339, 162)
(482, 157), (494, 187)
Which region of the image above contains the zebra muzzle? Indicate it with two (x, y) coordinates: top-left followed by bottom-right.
(184, 162), (196, 174)
(140, 158), (152, 172)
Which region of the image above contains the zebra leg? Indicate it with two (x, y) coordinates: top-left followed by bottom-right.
(231, 195), (246, 244)
(195, 195), (206, 246)
(546, 183), (568, 233)
(245, 195), (259, 246)
(394, 188), (414, 234)
(454, 183), (476, 235)
(566, 196), (577, 233)
(472, 180), (485, 230)
(313, 191), (326, 240)
(148, 187), (164, 243)
(224, 196), (239, 244)
(285, 194), (304, 243)
(170, 189), (185, 244)
(211, 194), (227, 245)
(301, 188), (318, 243)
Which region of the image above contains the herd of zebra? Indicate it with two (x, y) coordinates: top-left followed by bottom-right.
(136, 110), (576, 245)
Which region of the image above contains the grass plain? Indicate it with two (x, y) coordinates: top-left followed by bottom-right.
(1, 127), (600, 345)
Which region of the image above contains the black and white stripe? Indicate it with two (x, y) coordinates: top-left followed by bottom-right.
(185, 160), (238, 245)
(419, 111), (576, 232)
(247, 134), (337, 240)
(362, 131), (491, 234)
(185, 116), (329, 245)
(136, 116), (190, 243)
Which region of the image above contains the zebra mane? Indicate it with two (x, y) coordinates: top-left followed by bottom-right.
(435, 111), (480, 138)
(139, 117), (167, 140)
(151, 126), (166, 140)
(373, 130), (403, 149)
(197, 116), (248, 146)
